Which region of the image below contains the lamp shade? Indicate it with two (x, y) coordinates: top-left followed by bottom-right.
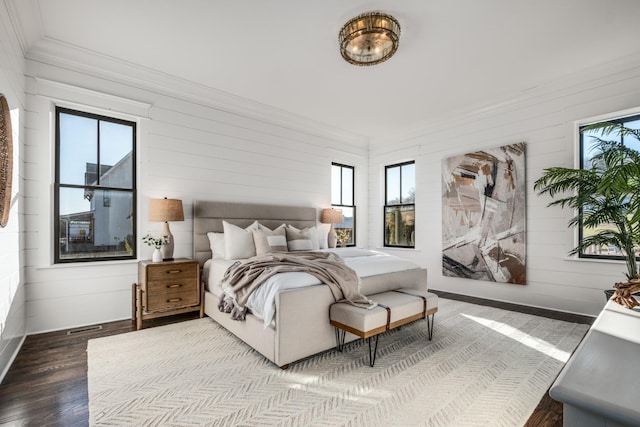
(149, 198), (184, 222)
(321, 208), (343, 224)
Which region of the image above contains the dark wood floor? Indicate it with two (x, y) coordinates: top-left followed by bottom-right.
(0, 293), (593, 426)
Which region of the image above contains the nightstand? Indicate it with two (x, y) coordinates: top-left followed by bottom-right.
(132, 258), (204, 330)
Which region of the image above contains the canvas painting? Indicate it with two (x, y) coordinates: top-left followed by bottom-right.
(442, 142), (526, 284)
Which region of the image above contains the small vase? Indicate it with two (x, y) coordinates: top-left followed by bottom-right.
(152, 248), (162, 262)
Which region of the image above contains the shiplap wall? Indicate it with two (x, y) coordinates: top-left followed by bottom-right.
(15, 34), (640, 335)
(368, 55), (640, 317)
(23, 52), (368, 334)
(0, 3), (26, 380)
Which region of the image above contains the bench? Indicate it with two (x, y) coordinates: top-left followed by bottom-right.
(329, 289), (438, 366)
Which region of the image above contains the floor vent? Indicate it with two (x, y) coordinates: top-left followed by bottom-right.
(67, 325), (103, 335)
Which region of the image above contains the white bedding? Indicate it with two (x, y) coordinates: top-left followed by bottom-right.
(205, 248), (420, 327)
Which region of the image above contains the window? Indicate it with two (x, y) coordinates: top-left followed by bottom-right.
(55, 107), (136, 262)
(384, 161), (415, 247)
(331, 163), (356, 246)
(579, 113), (640, 260)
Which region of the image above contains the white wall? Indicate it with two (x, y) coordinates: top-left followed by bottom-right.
(0, 2), (26, 380)
(23, 43), (368, 333)
(368, 55), (640, 317)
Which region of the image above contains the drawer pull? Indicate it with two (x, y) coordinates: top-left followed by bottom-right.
(167, 298), (182, 303)
(166, 284), (183, 289)
(166, 269), (182, 274)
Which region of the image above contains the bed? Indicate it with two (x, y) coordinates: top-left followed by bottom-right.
(193, 200), (429, 368)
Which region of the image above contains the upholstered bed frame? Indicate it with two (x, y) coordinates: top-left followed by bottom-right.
(193, 200), (428, 368)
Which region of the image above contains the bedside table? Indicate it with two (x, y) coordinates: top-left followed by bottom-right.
(132, 258), (204, 330)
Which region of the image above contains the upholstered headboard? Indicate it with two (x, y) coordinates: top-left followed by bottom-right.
(192, 200), (318, 268)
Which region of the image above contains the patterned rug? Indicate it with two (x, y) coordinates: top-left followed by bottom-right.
(87, 298), (588, 426)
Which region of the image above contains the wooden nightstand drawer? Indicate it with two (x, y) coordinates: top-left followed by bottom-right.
(146, 278), (198, 295)
(146, 289), (199, 311)
(146, 262), (198, 282)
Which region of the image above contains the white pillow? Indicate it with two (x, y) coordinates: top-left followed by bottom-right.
(223, 220), (259, 260)
(316, 223), (331, 249)
(206, 232), (225, 259)
(257, 222), (286, 232)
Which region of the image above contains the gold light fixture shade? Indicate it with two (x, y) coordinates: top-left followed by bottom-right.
(339, 11), (401, 66)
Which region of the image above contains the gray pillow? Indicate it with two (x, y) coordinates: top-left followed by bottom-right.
(253, 226), (288, 255)
(285, 227), (314, 251)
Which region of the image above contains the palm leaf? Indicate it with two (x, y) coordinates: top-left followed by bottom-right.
(534, 120), (640, 280)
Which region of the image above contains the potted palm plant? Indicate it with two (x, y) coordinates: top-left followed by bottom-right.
(533, 121), (640, 308)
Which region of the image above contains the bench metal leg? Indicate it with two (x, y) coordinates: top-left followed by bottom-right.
(367, 335), (379, 367)
(426, 313), (435, 340)
(335, 328), (346, 352)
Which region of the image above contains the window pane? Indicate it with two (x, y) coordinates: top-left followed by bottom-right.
(579, 114), (640, 260)
(59, 113), (97, 185)
(384, 205), (415, 247)
(623, 119), (640, 152)
(342, 167), (353, 205)
(334, 206), (355, 245)
(581, 127), (601, 169)
(58, 187), (134, 260)
(401, 163), (415, 203)
(100, 121), (134, 189)
(386, 166), (400, 204)
(331, 164), (341, 205)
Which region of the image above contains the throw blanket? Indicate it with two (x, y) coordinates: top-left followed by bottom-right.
(218, 251), (376, 320)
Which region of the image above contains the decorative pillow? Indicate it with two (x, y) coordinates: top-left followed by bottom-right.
(285, 227), (314, 251)
(206, 232), (225, 259)
(257, 222), (286, 232)
(253, 227), (288, 255)
(222, 220), (259, 260)
(316, 223), (331, 249)
(287, 225), (320, 250)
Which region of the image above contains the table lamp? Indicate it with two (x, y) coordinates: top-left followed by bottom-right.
(149, 197), (184, 260)
(321, 208), (343, 248)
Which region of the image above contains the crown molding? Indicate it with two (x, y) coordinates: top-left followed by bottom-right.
(25, 37), (369, 148)
(375, 51), (640, 145)
(33, 77), (152, 119)
(3, 0), (44, 56)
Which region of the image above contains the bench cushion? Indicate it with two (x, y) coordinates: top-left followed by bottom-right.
(395, 289), (439, 315)
(330, 290), (438, 338)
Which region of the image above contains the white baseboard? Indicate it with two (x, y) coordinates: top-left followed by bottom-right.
(0, 334), (26, 384)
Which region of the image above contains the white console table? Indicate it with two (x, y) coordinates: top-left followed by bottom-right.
(549, 299), (640, 427)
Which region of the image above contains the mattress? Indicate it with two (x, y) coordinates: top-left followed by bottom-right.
(205, 248), (421, 327)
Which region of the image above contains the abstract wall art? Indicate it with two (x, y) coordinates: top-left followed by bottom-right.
(442, 142), (526, 285)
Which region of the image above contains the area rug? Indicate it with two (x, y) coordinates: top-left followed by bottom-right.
(87, 298), (589, 426)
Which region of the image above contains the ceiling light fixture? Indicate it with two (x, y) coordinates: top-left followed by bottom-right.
(339, 11), (401, 66)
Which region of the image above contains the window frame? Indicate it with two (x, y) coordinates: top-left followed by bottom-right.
(54, 106), (137, 263)
(331, 162), (356, 246)
(578, 112), (640, 262)
(384, 160), (415, 248)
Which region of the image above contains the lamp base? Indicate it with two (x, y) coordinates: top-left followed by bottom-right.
(160, 222), (175, 260)
(327, 224), (337, 248)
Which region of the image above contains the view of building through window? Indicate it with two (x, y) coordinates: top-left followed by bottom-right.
(331, 163), (355, 246)
(580, 114), (640, 259)
(55, 107), (136, 262)
(385, 161), (415, 247)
